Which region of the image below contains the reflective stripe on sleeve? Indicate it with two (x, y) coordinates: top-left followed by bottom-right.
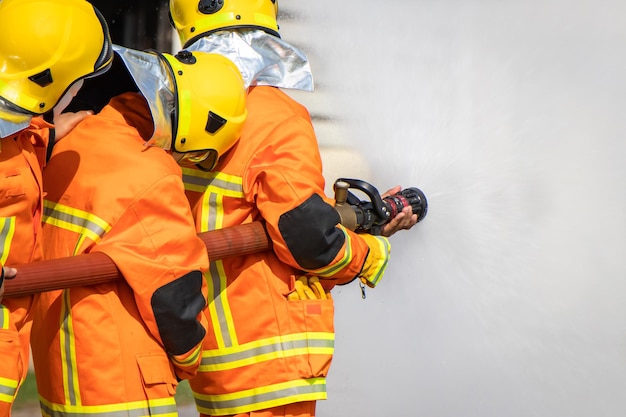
(43, 201), (111, 243)
(307, 225), (353, 277)
(182, 168), (243, 197)
(0, 376), (18, 404)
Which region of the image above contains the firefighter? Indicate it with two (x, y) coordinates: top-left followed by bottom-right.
(168, 1), (418, 416)
(0, 0), (112, 413)
(29, 48), (247, 416)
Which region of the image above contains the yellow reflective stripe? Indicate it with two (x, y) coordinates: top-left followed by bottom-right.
(206, 194), (239, 349)
(0, 305), (9, 330)
(193, 12), (276, 33)
(207, 259), (239, 350)
(201, 12), (241, 30)
(172, 344), (202, 368)
(177, 89), (192, 138)
(184, 172), (243, 350)
(214, 193), (226, 230)
(182, 168), (243, 196)
(0, 376), (18, 403)
(182, 170), (207, 193)
(40, 201), (111, 406)
(43, 200), (111, 243)
(61, 290), (81, 406)
(0, 217), (15, 264)
(200, 332), (335, 372)
(202, 191), (226, 236)
(194, 378), (326, 416)
(253, 13), (277, 29)
(0, 80), (39, 112)
(39, 395), (178, 417)
(309, 225), (353, 277)
(73, 235), (90, 257)
(197, 181), (211, 233)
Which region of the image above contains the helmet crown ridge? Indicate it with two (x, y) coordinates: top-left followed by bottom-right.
(169, 0), (279, 48)
(198, 0), (225, 14)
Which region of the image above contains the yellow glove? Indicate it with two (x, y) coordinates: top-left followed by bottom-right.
(287, 276), (331, 300)
(298, 276), (317, 299)
(357, 234), (391, 288)
(288, 276), (315, 300)
(308, 276), (328, 300)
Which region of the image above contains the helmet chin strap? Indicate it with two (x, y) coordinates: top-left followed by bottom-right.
(170, 150), (218, 171)
(195, 151), (218, 172)
(170, 151), (186, 164)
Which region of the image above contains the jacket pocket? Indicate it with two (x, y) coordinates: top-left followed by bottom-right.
(284, 297), (335, 378)
(136, 353), (178, 396)
(0, 329), (24, 385)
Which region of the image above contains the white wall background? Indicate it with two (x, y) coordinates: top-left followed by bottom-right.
(279, 1), (626, 416)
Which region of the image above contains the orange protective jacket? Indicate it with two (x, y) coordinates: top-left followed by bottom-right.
(0, 118), (50, 414)
(183, 86), (390, 415)
(30, 93), (209, 416)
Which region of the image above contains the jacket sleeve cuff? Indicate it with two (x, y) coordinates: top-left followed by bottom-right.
(170, 343), (203, 380)
(357, 234), (391, 288)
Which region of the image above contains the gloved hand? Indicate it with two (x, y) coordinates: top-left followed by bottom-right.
(307, 276), (329, 299)
(380, 186), (418, 237)
(356, 233), (391, 288)
(288, 275), (331, 300)
(0, 265), (17, 302)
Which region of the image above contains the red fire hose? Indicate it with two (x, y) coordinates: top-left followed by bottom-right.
(4, 221), (270, 298)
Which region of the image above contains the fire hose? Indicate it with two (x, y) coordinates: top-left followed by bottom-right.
(5, 222), (270, 298)
(4, 179), (428, 298)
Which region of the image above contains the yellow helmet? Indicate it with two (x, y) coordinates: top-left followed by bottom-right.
(160, 50), (247, 171)
(169, 0), (279, 48)
(0, 0), (113, 115)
